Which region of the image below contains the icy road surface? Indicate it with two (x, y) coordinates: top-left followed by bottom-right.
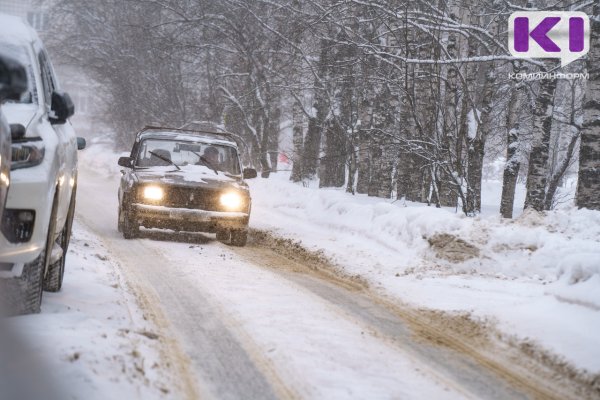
(35, 159), (585, 400)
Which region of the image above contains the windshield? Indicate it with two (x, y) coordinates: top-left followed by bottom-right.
(0, 42), (37, 104)
(135, 139), (241, 175)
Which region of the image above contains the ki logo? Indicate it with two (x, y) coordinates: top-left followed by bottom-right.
(509, 12), (590, 67)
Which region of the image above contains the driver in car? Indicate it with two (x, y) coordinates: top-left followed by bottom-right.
(201, 146), (221, 170)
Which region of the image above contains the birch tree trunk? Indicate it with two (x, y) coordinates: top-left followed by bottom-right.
(576, 4), (600, 210)
(356, 96), (373, 194)
(500, 69), (524, 218)
(301, 39), (331, 180)
(465, 68), (495, 215)
(524, 63), (559, 211)
(290, 100), (304, 182)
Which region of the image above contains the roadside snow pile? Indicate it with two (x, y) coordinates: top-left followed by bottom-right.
(248, 173), (600, 290)
(248, 173), (600, 374)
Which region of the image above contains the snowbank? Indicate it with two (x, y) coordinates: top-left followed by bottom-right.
(249, 173), (600, 288)
(6, 221), (178, 399)
(247, 172), (600, 374)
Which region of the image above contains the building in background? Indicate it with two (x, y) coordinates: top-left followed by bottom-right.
(0, 0), (107, 138)
(0, 0), (47, 31)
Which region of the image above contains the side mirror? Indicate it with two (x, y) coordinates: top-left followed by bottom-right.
(118, 156), (132, 168)
(76, 137), (86, 150)
(0, 55), (28, 102)
(243, 168), (257, 179)
(10, 124), (25, 141)
(49, 91), (75, 124)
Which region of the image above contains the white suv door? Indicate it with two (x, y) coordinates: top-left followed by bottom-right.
(36, 49), (76, 231)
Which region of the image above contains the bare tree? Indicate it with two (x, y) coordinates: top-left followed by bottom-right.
(576, 3), (600, 210)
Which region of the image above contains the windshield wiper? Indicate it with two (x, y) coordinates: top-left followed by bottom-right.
(149, 151), (181, 171)
(191, 150), (218, 175)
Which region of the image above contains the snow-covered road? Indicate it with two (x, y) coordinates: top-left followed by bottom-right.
(76, 161), (470, 399)
(52, 151), (590, 399)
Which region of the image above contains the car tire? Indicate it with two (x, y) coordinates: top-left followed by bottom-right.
(0, 248), (45, 316)
(43, 223), (67, 292)
(230, 229), (248, 247)
(216, 229), (230, 242)
(44, 189), (76, 292)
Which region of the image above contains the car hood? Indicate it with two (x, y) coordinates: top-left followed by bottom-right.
(1, 103), (39, 132)
(133, 166), (248, 191)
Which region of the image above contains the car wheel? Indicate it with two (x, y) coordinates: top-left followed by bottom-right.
(216, 229), (230, 242)
(122, 208), (139, 239)
(0, 248), (45, 316)
(43, 223), (67, 292)
(65, 185), (76, 245)
(230, 229), (248, 247)
(44, 189), (76, 292)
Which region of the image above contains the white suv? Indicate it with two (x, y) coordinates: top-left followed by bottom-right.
(0, 14), (84, 315)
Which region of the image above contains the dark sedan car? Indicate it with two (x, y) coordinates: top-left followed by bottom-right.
(117, 127), (257, 246)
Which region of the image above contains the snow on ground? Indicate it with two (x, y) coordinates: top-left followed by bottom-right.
(82, 142), (600, 377)
(5, 220), (177, 400)
(247, 170), (600, 375)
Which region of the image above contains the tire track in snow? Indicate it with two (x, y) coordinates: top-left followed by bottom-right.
(75, 165), (292, 400)
(228, 235), (585, 400)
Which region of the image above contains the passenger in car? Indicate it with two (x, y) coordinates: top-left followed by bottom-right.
(148, 149), (172, 166)
(203, 146), (219, 163)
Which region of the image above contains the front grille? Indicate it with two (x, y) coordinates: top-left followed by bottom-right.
(161, 187), (222, 211)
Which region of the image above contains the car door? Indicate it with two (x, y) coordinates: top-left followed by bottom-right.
(37, 49), (75, 231)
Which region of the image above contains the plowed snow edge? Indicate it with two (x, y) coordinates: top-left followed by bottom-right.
(247, 228), (600, 400)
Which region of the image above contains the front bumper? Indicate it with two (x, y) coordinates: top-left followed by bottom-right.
(0, 165), (54, 266)
(132, 203), (249, 231)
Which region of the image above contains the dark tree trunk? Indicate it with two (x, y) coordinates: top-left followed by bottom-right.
(545, 132), (579, 209)
(576, 3), (600, 210)
(367, 134), (382, 197)
(465, 68), (494, 215)
(302, 108), (326, 179)
(268, 106), (281, 173)
(524, 63), (559, 211)
(500, 66), (525, 218)
(319, 121), (346, 188)
(500, 127), (521, 218)
(290, 101), (304, 183)
(356, 96), (373, 194)
(300, 39), (331, 180)
(356, 132), (370, 194)
(465, 138), (485, 214)
(346, 139), (357, 194)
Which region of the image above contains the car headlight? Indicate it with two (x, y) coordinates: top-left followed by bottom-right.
(11, 139), (45, 170)
(143, 186), (164, 201)
(220, 192), (243, 210)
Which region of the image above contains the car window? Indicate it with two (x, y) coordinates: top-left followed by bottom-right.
(37, 50), (55, 111)
(0, 42), (37, 104)
(136, 139), (241, 175)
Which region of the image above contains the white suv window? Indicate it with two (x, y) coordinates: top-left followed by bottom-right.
(37, 50), (56, 111)
(0, 42), (37, 104)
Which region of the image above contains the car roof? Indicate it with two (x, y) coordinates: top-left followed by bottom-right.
(136, 126), (239, 148)
(0, 14), (40, 47)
